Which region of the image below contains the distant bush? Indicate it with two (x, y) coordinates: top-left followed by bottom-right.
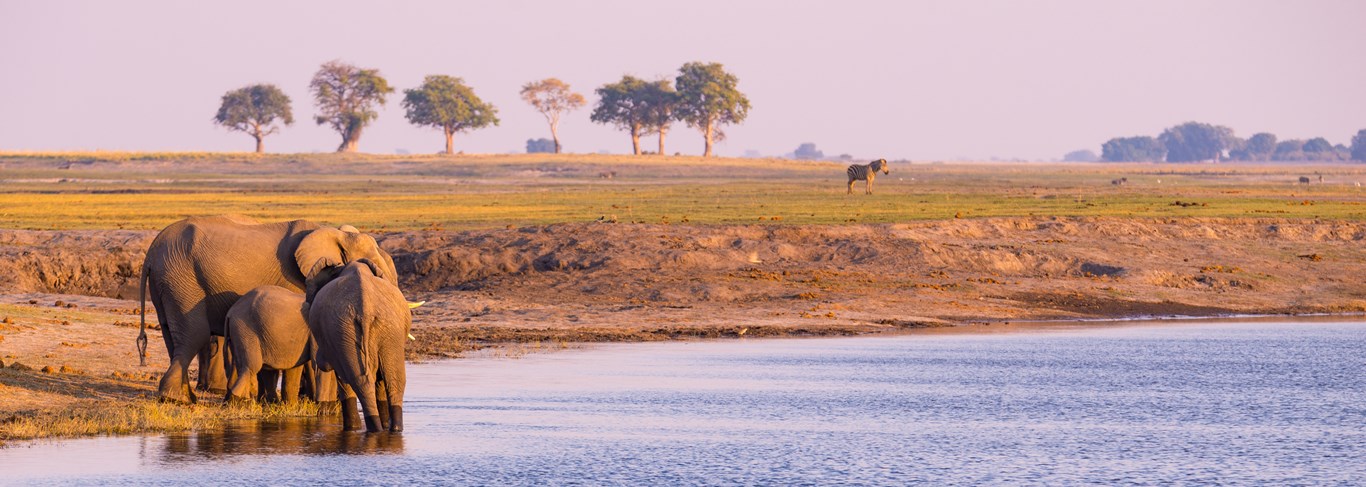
(526, 138), (555, 154)
(793, 143), (824, 160)
(1063, 149), (1098, 162)
(1101, 136), (1165, 162)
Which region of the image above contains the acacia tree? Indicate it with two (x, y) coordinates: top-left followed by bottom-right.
(675, 62), (750, 157)
(402, 75), (499, 154)
(591, 76), (653, 155)
(520, 78), (585, 154)
(641, 79), (680, 156)
(310, 61), (393, 152)
(213, 84), (293, 153)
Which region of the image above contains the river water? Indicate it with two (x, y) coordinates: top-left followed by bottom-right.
(3, 319), (1364, 485)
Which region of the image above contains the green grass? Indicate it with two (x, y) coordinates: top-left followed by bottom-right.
(1, 153), (1364, 230)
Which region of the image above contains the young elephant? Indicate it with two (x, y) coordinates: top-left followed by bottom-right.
(223, 286), (316, 403)
(308, 259), (414, 433)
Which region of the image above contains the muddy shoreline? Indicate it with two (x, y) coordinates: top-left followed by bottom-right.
(2, 217), (1365, 441)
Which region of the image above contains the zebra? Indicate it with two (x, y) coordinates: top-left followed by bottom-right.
(846, 158), (889, 194)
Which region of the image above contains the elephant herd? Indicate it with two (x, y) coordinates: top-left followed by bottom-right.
(137, 216), (422, 433)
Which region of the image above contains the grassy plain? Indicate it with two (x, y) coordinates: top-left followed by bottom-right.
(1, 152), (1364, 231)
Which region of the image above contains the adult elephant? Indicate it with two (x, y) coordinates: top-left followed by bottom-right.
(138, 215), (399, 404)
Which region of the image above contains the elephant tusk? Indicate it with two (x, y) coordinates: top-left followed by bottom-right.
(408, 334), (416, 341)
(408, 300), (426, 309)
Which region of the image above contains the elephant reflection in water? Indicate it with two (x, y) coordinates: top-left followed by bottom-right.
(158, 418), (405, 459)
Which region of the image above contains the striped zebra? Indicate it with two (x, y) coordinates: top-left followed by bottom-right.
(846, 158), (889, 194)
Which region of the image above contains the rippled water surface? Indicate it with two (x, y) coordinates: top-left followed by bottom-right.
(4, 320), (1365, 485)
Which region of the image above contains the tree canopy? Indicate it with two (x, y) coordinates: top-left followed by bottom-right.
(213, 84), (293, 153)
(402, 75), (499, 154)
(675, 62), (750, 157)
(1303, 137), (1333, 155)
(640, 80), (680, 156)
(526, 138), (555, 153)
(1352, 129), (1366, 162)
(1101, 136), (1165, 162)
(1230, 132), (1277, 161)
(591, 75), (654, 155)
(310, 60), (393, 152)
(1062, 149), (1098, 162)
(1158, 122), (1235, 162)
(793, 143), (824, 160)
(521, 78), (585, 154)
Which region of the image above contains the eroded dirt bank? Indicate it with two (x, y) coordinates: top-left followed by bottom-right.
(2, 217), (1364, 422)
(3, 217), (1364, 348)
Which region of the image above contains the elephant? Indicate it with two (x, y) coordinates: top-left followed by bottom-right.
(138, 215), (399, 404)
(308, 259), (414, 433)
(223, 285), (337, 404)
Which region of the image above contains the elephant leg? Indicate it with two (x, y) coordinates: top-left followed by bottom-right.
(299, 361), (316, 401)
(225, 339), (260, 404)
(196, 336), (229, 395)
(319, 371), (338, 406)
(158, 309), (207, 404)
(339, 383), (360, 431)
(314, 369), (339, 406)
(257, 369), (281, 403)
(375, 377), (390, 430)
(383, 366), (406, 433)
(281, 366), (303, 404)
(388, 404), (403, 433)
(352, 377), (381, 433)
(226, 367), (257, 404)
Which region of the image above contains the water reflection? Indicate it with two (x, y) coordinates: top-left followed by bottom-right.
(156, 418), (406, 460)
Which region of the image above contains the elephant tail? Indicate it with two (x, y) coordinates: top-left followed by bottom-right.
(137, 263), (149, 367)
(354, 313), (374, 388)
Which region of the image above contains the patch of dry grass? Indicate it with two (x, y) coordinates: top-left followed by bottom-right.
(0, 399), (324, 445)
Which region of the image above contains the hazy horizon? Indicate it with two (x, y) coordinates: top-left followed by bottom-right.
(2, 0), (1363, 160)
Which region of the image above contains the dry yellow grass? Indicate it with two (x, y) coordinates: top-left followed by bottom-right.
(0, 399), (326, 445)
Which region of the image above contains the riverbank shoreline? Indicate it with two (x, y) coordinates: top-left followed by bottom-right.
(3, 300), (1363, 446)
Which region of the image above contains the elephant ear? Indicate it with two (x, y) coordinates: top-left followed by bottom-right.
(376, 249), (400, 287)
(296, 227), (347, 283)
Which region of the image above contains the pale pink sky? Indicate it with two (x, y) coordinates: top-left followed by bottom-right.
(2, 0), (1363, 160)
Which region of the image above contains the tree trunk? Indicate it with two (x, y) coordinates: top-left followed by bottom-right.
(251, 124), (265, 154)
(551, 123), (561, 154)
(658, 127), (668, 156)
(445, 129), (455, 155)
(340, 126), (363, 153)
(703, 123), (714, 157)
(630, 124), (641, 155)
